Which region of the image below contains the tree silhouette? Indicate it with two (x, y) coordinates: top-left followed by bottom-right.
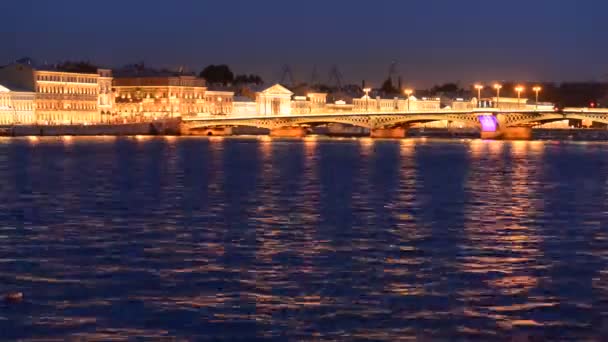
(380, 77), (399, 95)
(234, 74), (264, 85)
(199, 65), (234, 85)
(56, 60), (98, 73)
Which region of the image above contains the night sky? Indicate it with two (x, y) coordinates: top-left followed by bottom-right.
(2, 0), (607, 87)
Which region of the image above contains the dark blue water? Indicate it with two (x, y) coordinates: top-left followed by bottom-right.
(1, 136), (608, 340)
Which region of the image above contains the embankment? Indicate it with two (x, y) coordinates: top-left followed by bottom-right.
(0, 119), (181, 136)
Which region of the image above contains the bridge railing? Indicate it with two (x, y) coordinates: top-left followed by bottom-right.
(182, 107), (559, 121)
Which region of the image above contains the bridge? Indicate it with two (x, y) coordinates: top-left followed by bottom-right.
(181, 107), (608, 139)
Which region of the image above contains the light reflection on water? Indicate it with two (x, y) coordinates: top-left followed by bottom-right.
(1, 136), (608, 340)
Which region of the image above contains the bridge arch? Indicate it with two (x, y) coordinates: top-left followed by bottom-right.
(564, 113), (608, 125)
(373, 114), (481, 129)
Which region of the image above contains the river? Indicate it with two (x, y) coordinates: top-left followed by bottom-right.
(1, 136), (608, 340)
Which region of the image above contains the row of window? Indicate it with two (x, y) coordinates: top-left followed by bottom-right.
(37, 102), (97, 110)
(0, 113), (36, 124)
(0, 104), (34, 111)
(37, 86), (98, 95)
(117, 92), (206, 100)
(37, 74), (98, 84)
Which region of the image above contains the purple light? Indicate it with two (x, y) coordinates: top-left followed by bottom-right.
(479, 115), (498, 132)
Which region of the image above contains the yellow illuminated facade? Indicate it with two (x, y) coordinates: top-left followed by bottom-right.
(0, 84), (35, 124)
(0, 63), (112, 124)
(353, 95), (441, 112)
(256, 84), (293, 115)
(204, 91), (234, 115)
(98, 69), (114, 122)
(113, 75), (206, 120)
(34, 70), (101, 124)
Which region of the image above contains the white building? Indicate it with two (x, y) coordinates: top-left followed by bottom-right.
(0, 84), (36, 125)
(256, 84), (293, 115)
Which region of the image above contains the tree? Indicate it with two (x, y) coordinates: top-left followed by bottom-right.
(430, 83), (461, 95)
(56, 60), (98, 73)
(234, 74), (264, 85)
(199, 65), (234, 85)
(380, 77), (399, 95)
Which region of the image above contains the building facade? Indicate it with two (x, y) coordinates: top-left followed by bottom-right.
(0, 63), (112, 124)
(0, 84), (36, 124)
(256, 84), (293, 115)
(353, 96), (441, 112)
(98, 69), (114, 121)
(204, 90), (234, 115)
(113, 75), (206, 120)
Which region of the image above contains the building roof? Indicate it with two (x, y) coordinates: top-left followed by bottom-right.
(234, 96), (255, 102)
(259, 84), (293, 95)
(0, 83), (31, 93)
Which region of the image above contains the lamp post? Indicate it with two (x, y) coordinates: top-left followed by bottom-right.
(404, 88), (413, 111)
(514, 86), (524, 109)
(363, 87), (371, 112)
(532, 86), (542, 110)
(493, 84), (502, 109)
(474, 84), (483, 108)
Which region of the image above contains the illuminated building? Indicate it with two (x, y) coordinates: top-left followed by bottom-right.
(256, 84), (293, 115)
(204, 90), (234, 115)
(449, 98), (478, 110)
(353, 95), (441, 112)
(113, 74), (206, 120)
(232, 96), (258, 116)
(0, 63), (110, 124)
(307, 93), (327, 113)
(98, 69), (114, 122)
(0, 84), (35, 124)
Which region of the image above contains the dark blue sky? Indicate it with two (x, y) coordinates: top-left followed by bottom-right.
(1, 0), (607, 87)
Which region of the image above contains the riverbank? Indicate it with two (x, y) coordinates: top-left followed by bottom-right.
(0, 119), (181, 136)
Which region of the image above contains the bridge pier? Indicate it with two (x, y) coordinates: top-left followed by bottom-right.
(182, 126), (233, 136)
(370, 127), (407, 139)
(481, 127), (532, 140)
(269, 126), (308, 138)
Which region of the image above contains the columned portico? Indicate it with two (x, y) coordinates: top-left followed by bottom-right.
(256, 84), (294, 116)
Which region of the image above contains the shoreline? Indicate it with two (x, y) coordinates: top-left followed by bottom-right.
(0, 122), (607, 141)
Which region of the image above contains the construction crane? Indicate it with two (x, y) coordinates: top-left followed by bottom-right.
(310, 65), (320, 87)
(279, 64), (295, 87)
(327, 65), (343, 91)
(387, 60), (402, 90)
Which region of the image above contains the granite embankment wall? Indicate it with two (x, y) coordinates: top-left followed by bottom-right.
(0, 119), (181, 136)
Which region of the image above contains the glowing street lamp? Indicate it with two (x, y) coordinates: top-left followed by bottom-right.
(532, 86), (542, 110)
(514, 86), (525, 109)
(404, 89), (413, 111)
(493, 84), (502, 109)
(474, 84), (483, 107)
(363, 87), (371, 111)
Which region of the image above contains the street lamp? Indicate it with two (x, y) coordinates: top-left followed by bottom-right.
(532, 86), (542, 110)
(474, 84), (483, 107)
(404, 88), (413, 111)
(363, 87), (371, 112)
(493, 84), (502, 109)
(515, 86), (525, 109)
